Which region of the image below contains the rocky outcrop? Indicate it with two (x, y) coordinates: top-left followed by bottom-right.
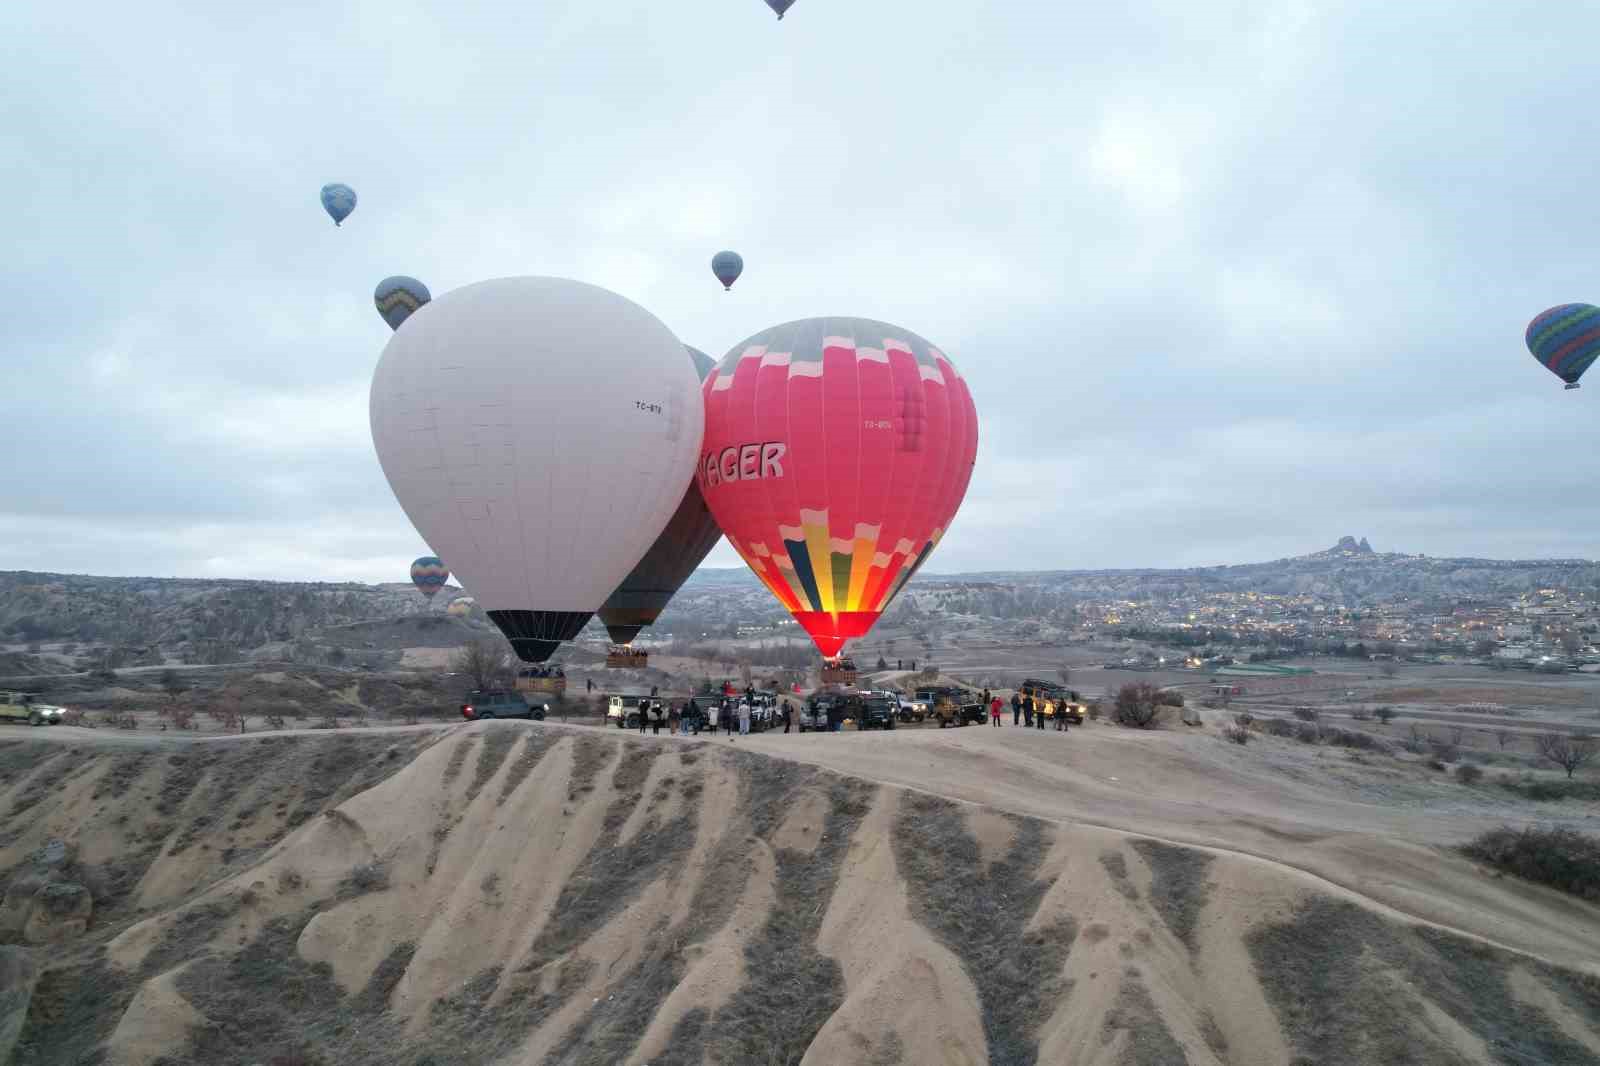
(0, 839), (93, 943)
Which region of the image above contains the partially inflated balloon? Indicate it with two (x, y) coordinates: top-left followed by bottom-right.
(411, 556), (449, 599)
(598, 346), (724, 645)
(371, 277), (704, 662)
(320, 183), (357, 226)
(447, 596), (476, 618)
(1526, 304), (1600, 390)
(375, 276), (432, 331)
(711, 251), (744, 291)
(765, 0), (797, 17)
(700, 318), (978, 658)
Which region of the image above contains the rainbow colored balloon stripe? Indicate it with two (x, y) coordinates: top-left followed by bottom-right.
(700, 318), (978, 657)
(410, 556), (449, 599)
(1526, 303), (1600, 387)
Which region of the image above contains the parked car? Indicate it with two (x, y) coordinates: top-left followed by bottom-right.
(0, 692), (64, 727)
(607, 695), (648, 728)
(461, 690), (545, 721)
(855, 693), (898, 731)
(933, 700), (989, 728)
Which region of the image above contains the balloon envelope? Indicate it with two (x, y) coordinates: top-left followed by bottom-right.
(375, 276), (432, 331)
(320, 183), (357, 226)
(598, 346), (724, 645)
(447, 596), (476, 617)
(699, 318), (978, 658)
(711, 251), (744, 290)
(371, 277), (704, 662)
(411, 556), (449, 599)
(1526, 304), (1600, 389)
(765, 0), (797, 17)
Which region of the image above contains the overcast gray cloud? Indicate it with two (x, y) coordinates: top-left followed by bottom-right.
(5, 0), (1597, 582)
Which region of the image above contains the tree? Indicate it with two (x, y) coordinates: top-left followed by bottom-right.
(160, 669), (186, 706)
(1374, 706), (1396, 725)
(1535, 733), (1598, 780)
(1113, 683), (1163, 729)
(451, 640), (511, 691)
(876, 656), (889, 671)
(1493, 728), (1515, 749)
(1471, 639), (1497, 658)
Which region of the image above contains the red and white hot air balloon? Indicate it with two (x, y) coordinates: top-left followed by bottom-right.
(699, 318), (978, 659)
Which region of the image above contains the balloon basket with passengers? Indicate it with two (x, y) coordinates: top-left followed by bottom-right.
(514, 664), (567, 698)
(605, 645), (650, 669)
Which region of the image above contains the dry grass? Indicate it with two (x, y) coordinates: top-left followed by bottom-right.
(1128, 840), (1214, 952)
(895, 794), (1077, 1066)
(1102, 969), (1187, 1065)
(1246, 897), (1597, 1065)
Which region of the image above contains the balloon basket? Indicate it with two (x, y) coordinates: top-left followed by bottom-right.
(820, 656), (859, 688)
(1566, 382), (1581, 390)
(515, 667), (567, 696)
(606, 647), (649, 669)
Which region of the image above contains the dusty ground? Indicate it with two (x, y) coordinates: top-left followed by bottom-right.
(0, 716), (1596, 1065)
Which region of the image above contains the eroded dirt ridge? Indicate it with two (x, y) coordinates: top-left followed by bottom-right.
(0, 727), (1593, 1065)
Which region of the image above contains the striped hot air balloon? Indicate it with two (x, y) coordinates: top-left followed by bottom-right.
(410, 556), (449, 600)
(375, 276), (432, 331)
(699, 318), (979, 659)
(1526, 304), (1600, 390)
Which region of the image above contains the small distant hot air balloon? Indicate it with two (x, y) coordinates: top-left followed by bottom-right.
(700, 317), (978, 661)
(711, 251), (744, 291)
(320, 183), (357, 227)
(410, 556), (449, 601)
(1527, 304), (1600, 390)
(375, 276), (432, 331)
(765, 0), (797, 18)
(447, 596), (476, 618)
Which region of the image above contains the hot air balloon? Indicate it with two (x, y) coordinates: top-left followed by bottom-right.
(447, 596), (476, 618)
(765, 0), (797, 18)
(711, 251), (744, 291)
(699, 318), (978, 661)
(371, 277), (704, 663)
(320, 183), (357, 226)
(598, 346), (724, 658)
(411, 556), (449, 600)
(375, 276), (432, 331)
(1526, 304), (1600, 390)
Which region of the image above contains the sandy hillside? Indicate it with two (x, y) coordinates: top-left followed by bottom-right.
(0, 722), (1594, 1066)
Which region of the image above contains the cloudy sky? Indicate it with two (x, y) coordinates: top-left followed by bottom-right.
(5, 1), (1597, 583)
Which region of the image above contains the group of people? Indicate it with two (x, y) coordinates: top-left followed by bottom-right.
(983, 689), (1071, 732)
(522, 664), (564, 679)
(635, 690), (803, 739)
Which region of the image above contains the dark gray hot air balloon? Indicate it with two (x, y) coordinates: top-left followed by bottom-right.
(374, 276), (432, 331)
(765, 0), (797, 18)
(598, 345), (724, 648)
(711, 251), (744, 291)
(320, 183), (357, 226)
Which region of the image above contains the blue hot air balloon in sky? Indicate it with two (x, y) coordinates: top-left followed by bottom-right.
(711, 250), (744, 291)
(1526, 304), (1600, 390)
(374, 276), (432, 331)
(320, 183), (357, 226)
(765, 0), (797, 18)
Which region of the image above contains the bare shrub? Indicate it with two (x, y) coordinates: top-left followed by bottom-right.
(1086, 701), (1102, 721)
(1350, 707), (1372, 721)
(1462, 825), (1600, 901)
(1449, 725), (1466, 747)
(264, 714), (287, 730)
(1455, 764), (1484, 786)
(1224, 725), (1252, 745)
(1534, 733), (1598, 780)
(1113, 683), (1164, 729)
(1263, 719), (1296, 738)
(1374, 706), (1396, 725)
(1494, 728), (1515, 749)
(451, 638), (513, 691)
(1292, 707), (1319, 723)
(1294, 723), (1319, 744)
(1428, 736), (1460, 763)
(1233, 712), (1254, 729)
(1403, 726), (1427, 754)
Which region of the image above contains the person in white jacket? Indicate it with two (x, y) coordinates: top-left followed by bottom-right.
(738, 700), (752, 736)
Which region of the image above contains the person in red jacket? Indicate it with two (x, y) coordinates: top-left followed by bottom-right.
(989, 696), (1003, 727)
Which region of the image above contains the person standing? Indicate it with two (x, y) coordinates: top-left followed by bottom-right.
(1056, 703), (1069, 732)
(707, 701), (720, 734)
(649, 701), (663, 735)
(668, 701), (680, 735)
(638, 702), (649, 735)
(1036, 700), (1046, 730)
(1023, 697), (1034, 729)
(782, 701), (792, 733)
(990, 698), (1003, 727)
(738, 699), (751, 736)
(1011, 693), (1021, 726)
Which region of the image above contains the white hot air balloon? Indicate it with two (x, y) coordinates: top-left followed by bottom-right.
(370, 277), (704, 662)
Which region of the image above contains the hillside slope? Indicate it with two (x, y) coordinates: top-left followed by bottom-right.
(0, 725), (1595, 1065)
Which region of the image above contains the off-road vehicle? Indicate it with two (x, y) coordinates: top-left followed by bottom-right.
(0, 692), (63, 727)
(461, 690), (545, 721)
